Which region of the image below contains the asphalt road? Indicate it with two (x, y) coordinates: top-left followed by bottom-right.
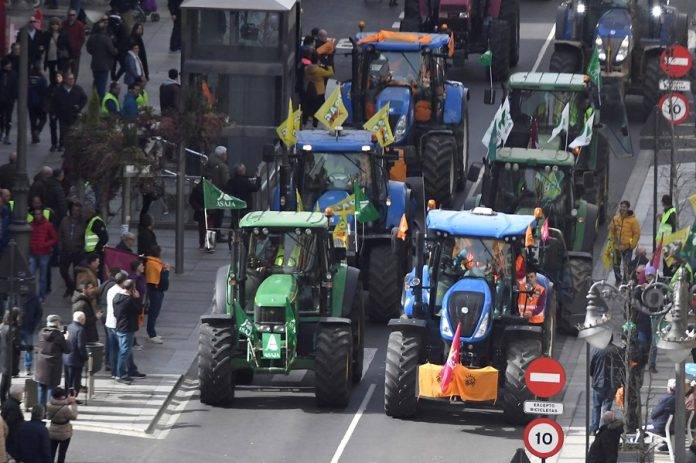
(67, 1), (691, 462)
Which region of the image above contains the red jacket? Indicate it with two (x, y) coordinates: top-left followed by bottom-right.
(61, 19), (86, 57)
(30, 218), (58, 255)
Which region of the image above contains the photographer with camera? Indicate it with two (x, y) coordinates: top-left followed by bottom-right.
(63, 312), (87, 400)
(46, 387), (78, 463)
(35, 315), (72, 407)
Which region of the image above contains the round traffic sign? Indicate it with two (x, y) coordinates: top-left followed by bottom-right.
(523, 418), (565, 459)
(524, 357), (566, 398)
(658, 92), (690, 125)
(660, 45), (693, 78)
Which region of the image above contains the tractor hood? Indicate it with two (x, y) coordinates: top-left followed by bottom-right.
(254, 274), (297, 308)
(596, 8), (632, 39)
(376, 87), (412, 143)
(440, 278), (493, 344)
(595, 8), (633, 66)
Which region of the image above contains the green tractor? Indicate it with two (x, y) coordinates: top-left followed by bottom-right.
(198, 211), (365, 407)
(467, 72), (616, 332)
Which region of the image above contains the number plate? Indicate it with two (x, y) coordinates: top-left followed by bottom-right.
(659, 79), (691, 92)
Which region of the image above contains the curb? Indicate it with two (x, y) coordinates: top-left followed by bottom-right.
(144, 373), (185, 434)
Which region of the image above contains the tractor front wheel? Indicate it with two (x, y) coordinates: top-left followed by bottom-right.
(315, 324), (353, 407)
(384, 330), (422, 418)
(367, 245), (402, 322)
(642, 55), (661, 119)
(198, 322), (236, 405)
(561, 257), (593, 335)
(490, 19), (511, 82)
(500, 0), (520, 66)
(421, 135), (456, 207)
(549, 47), (580, 73)
(501, 335), (542, 425)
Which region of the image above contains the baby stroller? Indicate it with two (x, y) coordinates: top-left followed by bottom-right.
(134, 0), (159, 23)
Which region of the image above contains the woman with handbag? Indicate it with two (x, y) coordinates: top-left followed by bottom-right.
(46, 387), (78, 463)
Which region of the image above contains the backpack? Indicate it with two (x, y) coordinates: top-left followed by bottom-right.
(158, 268), (170, 292)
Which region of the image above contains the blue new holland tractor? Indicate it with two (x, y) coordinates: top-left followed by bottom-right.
(270, 129), (421, 322)
(384, 207), (556, 424)
(341, 31), (469, 206)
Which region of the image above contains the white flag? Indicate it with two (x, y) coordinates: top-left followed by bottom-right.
(481, 97), (514, 150)
(569, 111), (595, 149)
(547, 103), (570, 144)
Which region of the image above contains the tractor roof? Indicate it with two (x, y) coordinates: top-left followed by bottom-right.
(508, 72), (588, 92)
(296, 130), (375, 152)
(239, 211), (328, 229)
(356, 31), (450, 51)
(426, 208), (535, 239)
(490, 147), (576, 168)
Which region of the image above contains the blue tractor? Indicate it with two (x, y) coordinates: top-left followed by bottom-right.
(270, 129), (420, 322)
(550, 0), (689, 118)
(384, 207), (556, 424)
(341, 31), (469, 207)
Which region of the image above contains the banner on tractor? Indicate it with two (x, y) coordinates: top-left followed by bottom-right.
(418, 363), (498, 402)
(276, 99), (301, 148)
(363, 102), (395, 147)
(315, 87), (348, 131)
(203, 178), (247, 210)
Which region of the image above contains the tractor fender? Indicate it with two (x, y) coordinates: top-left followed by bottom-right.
(443, 81), (468, 125)
(387, 180), (408, 229)
(212, 265), (231, 315)
(201, 312), (234, 326)
(317, 317), (352, 327)
(554, 3), (573, 40)
(388, 318), (428, 333)
(553, 41), (584, 64)
(340, 266), (362, 318)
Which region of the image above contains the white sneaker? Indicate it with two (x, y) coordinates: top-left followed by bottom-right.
(148, 336), (164, 344)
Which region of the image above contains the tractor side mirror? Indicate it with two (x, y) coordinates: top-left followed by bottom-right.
(467, 162), (482, 182)
(262, 143), (276, 163)
(583, 171), (595, 190)
(484, 88), (496, 105)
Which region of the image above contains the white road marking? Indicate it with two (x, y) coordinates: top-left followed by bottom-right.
(530, 372), (561, 383)
(362, 348), (377, 379)
(532, 25), (556, 73)
(330, 383), (376, 463)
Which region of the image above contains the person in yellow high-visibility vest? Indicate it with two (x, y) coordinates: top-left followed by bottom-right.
(657, 194), (678, 277)
(100, 82), (121, 116)
(84, 210), (109, 279)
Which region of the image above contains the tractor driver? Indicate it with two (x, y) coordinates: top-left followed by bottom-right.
(517, 266), (546, 324)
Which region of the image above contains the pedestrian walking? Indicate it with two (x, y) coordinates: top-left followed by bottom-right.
(35, 315), (71, 407)
(52, 73), (87, 152)
(589, 339), (623, 434)
(83, 209), (108, 276)
(658, 194), (678, 276)
(28, 64), (48, 144)
(58, 201), (85, 297)
(46, 72), (64, 152)
(609, 200), (640, 283)
(168, 0), (183, 52)
(19, 405), (51, 463)
(105, 271), (128, 375)
(26, 17), (45, 68)
(159, 69), (181, 115)
(107, 12), (131, 82)
(6, 43), (20, 73)
(128, 258), (147, 351)
(0, 152), (17, 190)
(123, 42), (145, 86)
(7, 308), (22, 378)
(62, 11), (86, 80)
(20, 294), (43, 377)
(99, 269), (124, 373)
(1, 385), (24, 462)
(0, 58), (18, 145)
(303, 50), (333, 127)
(203, 146), (229, 234)
(225, 164), (259, 229)
(120, 83), (140, 121)
(86, 18), (118, 100)
(110, 0), (138, 32)
(72, 281), (100, 344)
(588, 411), (623, 463)
(137, 213), (158, 256)
(44, 169), (68, 228)
(0, 313), (13, 403)
(115, 231), (136, 252)
(74, 254), (101, 293)
(46, 387), (77, 463)
(101, 81), (121, 116)
(41, 18), (69, 84)
(145, 246), (169, 344)
(62, 312), (87, 397)
(28, 206), (59, 302)
(113, 280), (143, 384)
(28, 167), (52, 206)
(129, 23), (149, 81)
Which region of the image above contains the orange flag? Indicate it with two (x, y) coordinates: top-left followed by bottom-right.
(396, 214), (408, 240)
(525, 224), (534, 247)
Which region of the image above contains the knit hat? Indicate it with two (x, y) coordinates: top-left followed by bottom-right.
(214, 146), (227, 156)
(46, 314), (62, 327)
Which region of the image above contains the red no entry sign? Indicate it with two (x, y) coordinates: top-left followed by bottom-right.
(660, 45), (693, 78)
(524, 418), (565, 459)
(658, 92), (690, 125)
(525, 357), (566, 398)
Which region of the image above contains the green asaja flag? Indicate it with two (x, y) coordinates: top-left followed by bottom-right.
(587, 47), (601, 89)
(479, 50), (492, 67)
(202, 178), (247, 210)
(569, 110), (595, 149)
(353, 183), (379, 223)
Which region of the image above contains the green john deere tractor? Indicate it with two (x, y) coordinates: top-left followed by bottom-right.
(198, 211), (365, 407)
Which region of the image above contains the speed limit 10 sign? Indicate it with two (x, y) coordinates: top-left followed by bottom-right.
(523, 418), (565, 459)
(658, 92), (690, 126)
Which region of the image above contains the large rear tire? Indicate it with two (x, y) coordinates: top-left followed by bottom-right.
(198, 322), (236, 405)
(500, 0), (520, 66)
(421, 135), (456, 207)
(315, 324), (353, 407)
(549, 47), (580, 73)
(367, 245), (402, 322)
(642, 55), (661, 119)
(561, 257), (593, 335)
(490, 19), (511, 82)
(501, 335), (542, 425)
(350, 291), (366, 384)
(384, 330), (422, 418)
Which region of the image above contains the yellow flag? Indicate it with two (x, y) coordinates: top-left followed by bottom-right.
(315, 87), (348, 130)
(689, 194), (696, 214)
(662, 227), (690, 246)
(363, 102), (395, 147)
(333, 215), (349, 248)
(276, 99), (297, 148)
(295, 189), (304, 212)
(601, 237), (614, 269)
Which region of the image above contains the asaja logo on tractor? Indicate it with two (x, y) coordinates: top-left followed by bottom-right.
(262, 332), (282, 359)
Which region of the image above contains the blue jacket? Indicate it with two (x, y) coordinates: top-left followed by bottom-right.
(19, 419), (51, 463)
(123, 52), (143, 86)
(63, 321), (87, 367)
(20, 294), (43, 334)
(121, 93), (138, 120)
(651, 392), (676, 435)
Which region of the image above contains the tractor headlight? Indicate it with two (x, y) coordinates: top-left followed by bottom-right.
(473, 314), (489, 338)
(458, 11), (468, 19)
(394, 115), (407, 141)
(651, 5), (662, 18)
(441, 313), (453, 337)
(576, 2), (586, 14)
(595, 37), (607, 62)
(615, 36), (630, 63)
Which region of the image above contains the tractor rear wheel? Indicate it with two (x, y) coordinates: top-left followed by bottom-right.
(367, 245), (402, 322)
(198, 322), (236, 405)
(501, 335), (542, 425)
(384, 330), (422, 418)
(500, 0), (520, 66)
(315, 324), (353, 407)
(549, 47), (580, 73)
(561, 257), (593, 335)
(421, 135), (456, 207)
(642, 55), (661, 119)
(490, 19), (511, 82)
(350, 291), (366, 384)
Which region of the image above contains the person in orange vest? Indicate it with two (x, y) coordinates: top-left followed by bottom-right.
(517, 266), (546, 324)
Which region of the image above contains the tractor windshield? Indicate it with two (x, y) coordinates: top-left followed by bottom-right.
(368, 51), (425, 87)
(301, 151), (373, 207)
(507, 89), (589, 151)
(492, 165), (570, 217)
(246, 231), (319, 275)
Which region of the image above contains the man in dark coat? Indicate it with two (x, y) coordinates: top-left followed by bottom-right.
(34, 315), (72, 406)
(28, 166), (52, 207)
(0, 315), (13, 403)
(168, 0), (183, 52)
(589, 340), (623, 434)
(0, 151), (17, 190)
(1, 385), (25, 461)
(0, 58), (18, 145)
(588, 411), (623, 463)
(44, 169), (68, 227)
(25, 17), (45, 67)
(19, 405), (51, 463)
(650, 378), (676, 438)
(159, 68), (181, 114)
(226, 163), (259, 229)
(63, 311), (87, 397)
(62, 11), (86, 80)
(20, 294), (43, 376)
(86, 19), (118, 100)
(51, 73), (87, 151)
(113, 280), (142, 384)
(71, 282), (100, 343)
